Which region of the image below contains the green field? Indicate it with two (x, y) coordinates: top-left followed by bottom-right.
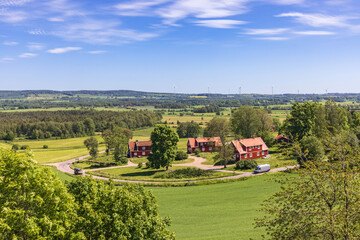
(150, 173), (284, 240)
(12, 136), (105, 164)
(92, 166), (237, 182)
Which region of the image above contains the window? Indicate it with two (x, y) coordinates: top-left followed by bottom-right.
(142, 147), (145, 150)
(200, 143), (203, 146)
(202, 148), (205, 151)
(250, 153), (252, 157)
(134, 153), (137, 156)
(209, 147), (212, 151)
(244, 154), (247, 158)
(257, 152), (259, 156)
(142, 152), (145, 155)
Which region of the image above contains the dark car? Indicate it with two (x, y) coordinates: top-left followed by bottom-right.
(74, 168), (84, 175)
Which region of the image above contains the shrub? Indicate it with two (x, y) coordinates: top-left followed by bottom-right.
(20, 145), (29, 150)
(43, 145), (48, 149)
(194, 149), (200, 155)
(138, 162), (142, 168)
(12, 144), (20, 151)
(154, 167), (212, 179)
(235, 159), (258, 170)
(175, 151), (188, 160)
(145, 161), (151, 168)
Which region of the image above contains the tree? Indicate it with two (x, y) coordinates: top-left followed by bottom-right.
(298, 135), (324, 166)
(256, 138), (360, 239)
(148, 125), (179, 170)
(231, 106), (273, 138)
(258, 131), (275, 148)
(176, 121), (201, 138)
(83, 118), (95, 136)
(203, 117), (232, 168)
(102, 127), (131, 163)
(67, 177), (175, 240)
(84, 136), (98, 159)
(0, 149), (81, 239)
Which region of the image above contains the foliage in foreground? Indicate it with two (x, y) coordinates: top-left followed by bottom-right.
(256, 138), (360, 239)
(0, 148), (174, 240)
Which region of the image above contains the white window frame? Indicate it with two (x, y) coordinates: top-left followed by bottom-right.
(142, 152), (145, 155)
(257, 152), (259, 156)
(209, 147), (212, 151)
(244, 154), (247, 158)
(142, 147), (145, 150)
(134, 152), (137, 156)
(202, 147), (205, 151)
(250, 153), (252, 157)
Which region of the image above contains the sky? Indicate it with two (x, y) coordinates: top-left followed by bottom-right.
(1, 0), (360, 94)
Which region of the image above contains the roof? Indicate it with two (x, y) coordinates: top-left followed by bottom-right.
(128, 140), (152, 151)
(275, 135), (286, 140)
(188, 137), (222, 148)
(231, 140), (246, 154)
(232, 137), (269, 153)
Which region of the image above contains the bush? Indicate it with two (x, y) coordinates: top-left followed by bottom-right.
(194, 149), (200, 155)
(145, 161), (151, 168)
(235, 159), (258, 170)
(43, 145), (48, 149)
(175, 151), (188, 160)
(20, 145), (29, 150)
(12, 144), (20, 151)
(138, 162), (142, 168)
(154, 167), (212, 179)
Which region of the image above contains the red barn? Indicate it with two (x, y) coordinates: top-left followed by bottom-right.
(187, 137), (222, 153)
(275, 135), (291, 144)
(128, 140), (152, 158)
(232, 137), (269, 161)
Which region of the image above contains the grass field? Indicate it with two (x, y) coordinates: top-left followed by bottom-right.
(12, 136), (105, 164)
(150, 173), (285, 240)
(92, 166), (237, 182)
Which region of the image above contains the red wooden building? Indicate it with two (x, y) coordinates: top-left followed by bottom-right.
(275, 135), (291, 144)
(128, 140), (152, 158)
(231, 137), (269, 161)
(187, 137), (222, 153)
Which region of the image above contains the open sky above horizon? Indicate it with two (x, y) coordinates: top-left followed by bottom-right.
(1, 0), (360, 94)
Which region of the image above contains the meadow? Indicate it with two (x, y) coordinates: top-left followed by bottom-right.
(151, 173), (285, 239)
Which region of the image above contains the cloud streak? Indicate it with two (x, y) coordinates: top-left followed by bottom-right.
(47, 47), (82, 54)
(194, 19), (247, 29)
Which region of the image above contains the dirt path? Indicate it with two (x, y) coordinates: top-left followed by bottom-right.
(45, 154), (298, 184)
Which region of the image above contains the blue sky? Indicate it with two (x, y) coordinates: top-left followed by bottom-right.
(1, 0), (360, 94)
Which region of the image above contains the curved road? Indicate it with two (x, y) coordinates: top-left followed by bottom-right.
(45, 154), (298, 184)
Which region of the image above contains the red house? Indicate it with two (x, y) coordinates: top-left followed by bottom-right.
(187, 137), (222, 153)
(128, 140), (152, 158)
(275, 135), (291, 144)
(231, 137), (269, 161)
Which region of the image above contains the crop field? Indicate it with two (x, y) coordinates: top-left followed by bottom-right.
(12, 136), (105, 164)
(150, 173), (285, 240)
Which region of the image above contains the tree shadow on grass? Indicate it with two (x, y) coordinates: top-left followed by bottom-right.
(121, 169), (166, 177)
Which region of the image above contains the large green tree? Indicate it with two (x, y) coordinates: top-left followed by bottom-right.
(67, 177), (175, 240)
(148, 125), (179, 170)
(231, 106), (273, 138)
(256, 138), (360, 239)
(84, 136), (99, 159)
(102, 127), (132, 163)
(0, 149), (81, 240)
(176, 121), (201, 138)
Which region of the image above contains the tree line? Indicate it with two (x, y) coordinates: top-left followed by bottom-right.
(0, 110), (161, 140)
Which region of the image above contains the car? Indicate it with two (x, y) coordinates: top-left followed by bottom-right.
(262, 154), (271, 159)
(74, 168), (84, 175)
(254, 164), (270, 174)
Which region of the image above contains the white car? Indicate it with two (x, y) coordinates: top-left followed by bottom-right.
(262, 154), (271, 159)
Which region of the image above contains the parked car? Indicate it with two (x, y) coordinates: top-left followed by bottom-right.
(74, 168), (84, 175)
(262, 154), (271, 159)
(254, 164), (270, 174)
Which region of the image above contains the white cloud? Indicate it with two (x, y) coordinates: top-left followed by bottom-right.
(28, 29), (47, 35)
(294, 30), (336, 35)
(3, 41), (19, 46)
(194, 19), (247, 28)
(0, 57), (15, 63)
(27, 43), (45, 51)
(0, 9), (27, 23)
(276, 12), (353, 27)
(244, 28), (289, 35)
(254, 37), (290, 40)
(19, 53), (37, 58)
(88, 50), (106, 54)
(115, 0), (170, 16)
(47, 47), (82, 54)
(48, 17), (64, 22)
(0, 0), (34, 7)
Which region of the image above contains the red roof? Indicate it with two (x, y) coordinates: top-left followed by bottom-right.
(232, 137), (269, 154)
(188, 137), (222, 148)
(128, 140), (152, 151)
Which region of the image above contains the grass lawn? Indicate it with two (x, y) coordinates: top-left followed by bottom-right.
(12, 136), (106, 164)
(0, 142), (11, 149)
(150, 173), (286, 240)
(48, 166), (76, 183)
(92, 166), (237, 182)
(71, 152), (124, 170)
(130, 157), (195, 165)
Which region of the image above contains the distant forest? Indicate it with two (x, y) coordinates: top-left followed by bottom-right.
(2, 90), (360, 110)
(0, 110), (161, 140)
